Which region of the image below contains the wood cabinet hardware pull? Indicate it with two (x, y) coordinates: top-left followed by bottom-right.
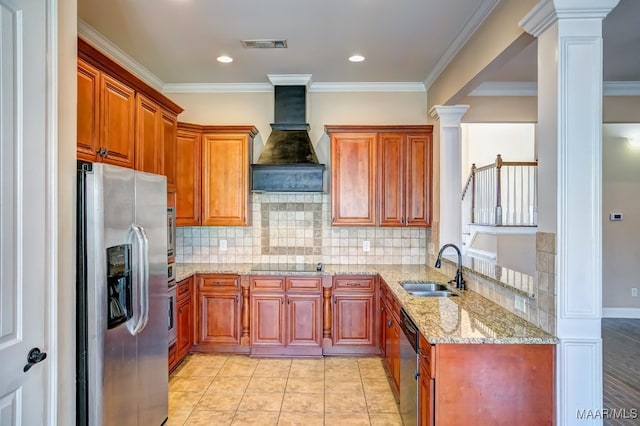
(103, 148), (109, 157)
(346, 282), (360, 286)
(387, 320), (392, 328)
(179, 307), (183, 313)
(236, 295), (239, 302)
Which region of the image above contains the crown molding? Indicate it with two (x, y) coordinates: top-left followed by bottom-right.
(162, 83), (273, 93)
(309, 82), (426, 93)
(77, 19), (164, 91)
(423, 0), (500, 90)
(163, 81), (426, 93)
(469, 81), (640, 97)
(469, 82), (538, 96)
(603, 81), (640, 96)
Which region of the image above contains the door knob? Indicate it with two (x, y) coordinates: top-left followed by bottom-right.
(23, 347), (47, 372)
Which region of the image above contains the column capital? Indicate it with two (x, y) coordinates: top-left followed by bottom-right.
(429, 105), (469, 128)
(520, 0), (620, 37)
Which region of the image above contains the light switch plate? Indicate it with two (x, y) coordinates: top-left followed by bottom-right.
(219, 239), (227, 251)
(363, 241), (370, 252)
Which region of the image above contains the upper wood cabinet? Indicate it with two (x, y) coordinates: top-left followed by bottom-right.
(175, 123), (257, 227)
(329, 132), (377, 226)
(77, 59), (101, 161)
(326, 125), (433, 227)
(201, 132), (251, 226)
(135, 93), (163, 174)
(77, 39), (183, 179)
(162, 111), (178, 192)
(77, 58), (135, 168)
(379, 132), (432, 227)
(176, 126), (201, 226)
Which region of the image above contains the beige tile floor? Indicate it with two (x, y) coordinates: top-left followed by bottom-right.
(168, 353), (402, 426)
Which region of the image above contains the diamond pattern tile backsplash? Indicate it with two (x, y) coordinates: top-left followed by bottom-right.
(176, 193), (426, 264)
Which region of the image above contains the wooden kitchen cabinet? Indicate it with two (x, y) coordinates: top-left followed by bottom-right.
(417, 332), (555, 426)
(176, 278), (193, 360)
(201, 131), (252, 226)
(379, 132), (432, 227)
(328, 132), (377, 226)
(175, 124), (257, 226)
(250, 276), (322, 356)
(176, 125), (201, 226)
(325, 275), (379, 355)
(326, 125), (433, 227)
(77, 39), (183, 175)
(380, 278), (400, 397)
(195, 274), (245, 352)
(169, 276), (193, 372)
(162, 110), (178, 192)
(135, 93), (163, 175)
(77, 59), (135, 167)
(77, 59), (101, 162)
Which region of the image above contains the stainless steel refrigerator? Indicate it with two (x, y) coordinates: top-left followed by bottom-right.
(77, 162), (168, 426)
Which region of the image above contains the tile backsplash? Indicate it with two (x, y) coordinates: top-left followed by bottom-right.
(176, 193), (427, 264)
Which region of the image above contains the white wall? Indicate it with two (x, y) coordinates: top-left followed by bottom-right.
(461, 123), (535, 182)
(602, 123), (640, 315)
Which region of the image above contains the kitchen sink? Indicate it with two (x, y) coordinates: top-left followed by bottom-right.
(406, 290), (458, 297)
(399, 281), (458, 297)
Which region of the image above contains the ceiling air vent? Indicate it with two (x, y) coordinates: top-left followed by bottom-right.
(241, 39), (288, 49)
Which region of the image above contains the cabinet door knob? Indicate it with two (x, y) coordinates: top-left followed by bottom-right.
(387, 320), (392, 328)
(179, 307), (183, 313)
(103, 148), (109, 157)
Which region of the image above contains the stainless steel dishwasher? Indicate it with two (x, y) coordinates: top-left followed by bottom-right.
(399, 308), (420, 426)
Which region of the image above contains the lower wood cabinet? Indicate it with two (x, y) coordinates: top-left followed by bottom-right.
(169, 276), (193, 372)
(418, 333), (555, 426)
(250, 276), (322, 356)
(325, 275), (379, 355)
(195, 274), (247, 353)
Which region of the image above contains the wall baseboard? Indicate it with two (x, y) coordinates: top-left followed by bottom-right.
(602, 308), (640, 319)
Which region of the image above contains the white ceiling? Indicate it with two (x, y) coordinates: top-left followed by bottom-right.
(78, 0), (640, 90)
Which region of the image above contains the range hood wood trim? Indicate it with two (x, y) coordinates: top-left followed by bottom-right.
(325, 125), (433, 134)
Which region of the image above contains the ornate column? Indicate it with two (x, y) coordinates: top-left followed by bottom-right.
(520, 1), (620, 424)
(429, 105), (469, 249)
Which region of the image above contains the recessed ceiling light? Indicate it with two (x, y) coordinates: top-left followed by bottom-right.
(349, 55), (365, 63)
(217, 55), (233, 63)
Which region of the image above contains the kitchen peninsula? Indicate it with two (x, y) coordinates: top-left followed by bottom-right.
(173, 262), (557, 426)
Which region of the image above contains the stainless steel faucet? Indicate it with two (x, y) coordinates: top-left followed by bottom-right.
(435, 243), (466, 290)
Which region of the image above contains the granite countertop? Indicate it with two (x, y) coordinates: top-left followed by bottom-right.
(175, 263), (558, 345)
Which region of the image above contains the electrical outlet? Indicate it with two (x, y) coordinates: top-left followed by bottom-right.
(632, 288), (638, 297)
(219, 239), (227, 251)
(515, 295), (527, 313)
(363, 241), (371, 252)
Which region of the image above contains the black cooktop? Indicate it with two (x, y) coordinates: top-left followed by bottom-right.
(249, 263), (323, 273)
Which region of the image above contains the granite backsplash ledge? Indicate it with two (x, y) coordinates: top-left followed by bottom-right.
(176, 192), (426, 265)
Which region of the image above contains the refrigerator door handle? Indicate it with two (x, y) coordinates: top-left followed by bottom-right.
(128, 224), (149, 336)
(137, 225), (150, 333)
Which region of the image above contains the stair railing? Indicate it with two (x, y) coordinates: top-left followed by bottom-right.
(462, 154), (538, 226)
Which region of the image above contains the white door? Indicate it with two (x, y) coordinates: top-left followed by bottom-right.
(0, 0), (50, 424)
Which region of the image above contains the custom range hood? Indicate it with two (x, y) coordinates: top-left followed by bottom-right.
(251, 75), (325, 192)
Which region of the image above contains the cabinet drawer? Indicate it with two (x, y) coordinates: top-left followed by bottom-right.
(177, 279), (191, 299)
(286, 277), (322, 292)
(199, 274), (240, 292)
(251, 276), (285, 291)
(334, 276), (375, 291)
